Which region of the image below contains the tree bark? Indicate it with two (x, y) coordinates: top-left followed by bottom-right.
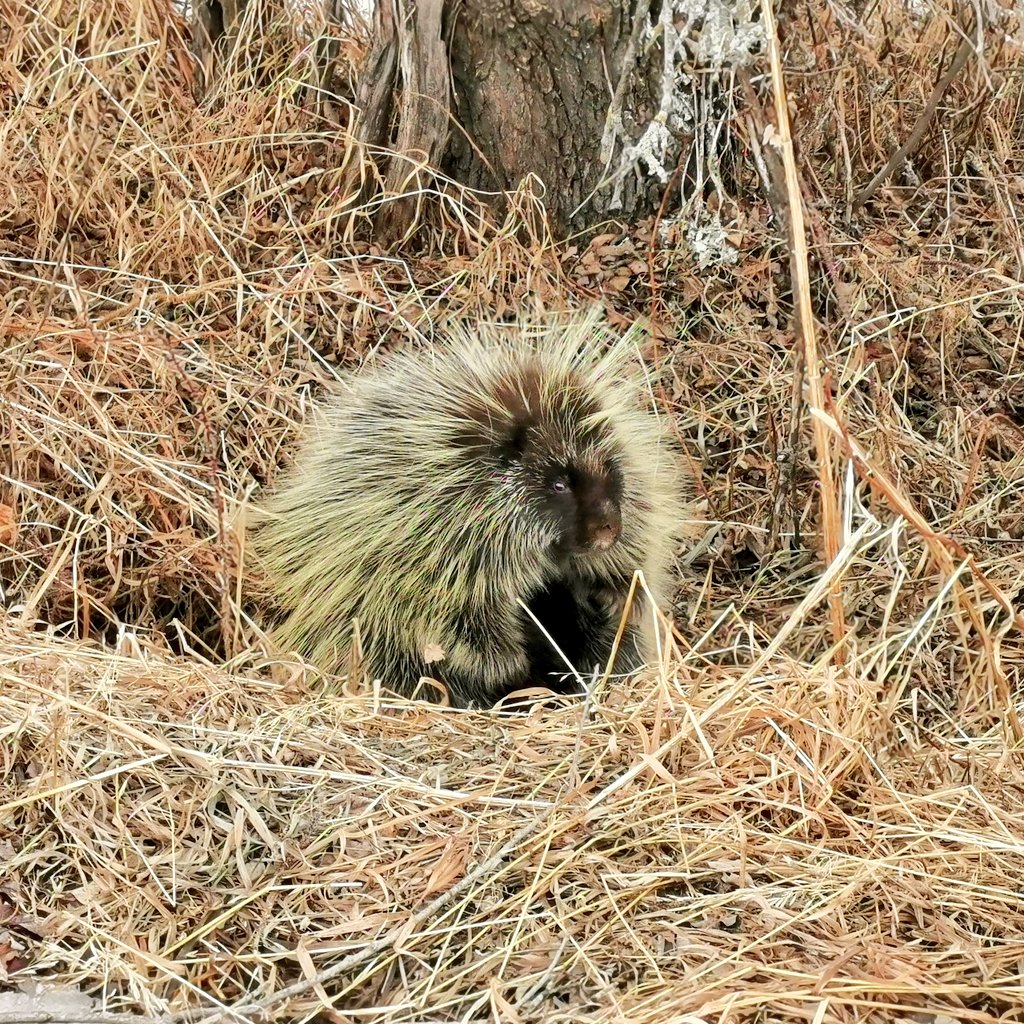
(354, 0), (668, 239)
(443, 0), (655, 235)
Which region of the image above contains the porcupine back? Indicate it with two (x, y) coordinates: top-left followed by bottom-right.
(248, 309), (691, 706)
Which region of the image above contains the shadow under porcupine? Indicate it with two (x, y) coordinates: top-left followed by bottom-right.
(247, 309), (696, 708)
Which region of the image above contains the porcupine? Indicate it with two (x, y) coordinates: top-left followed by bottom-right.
(248, 309), (692, 707)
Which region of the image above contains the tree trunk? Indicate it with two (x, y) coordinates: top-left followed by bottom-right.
(191, 0), (754, 242)
(354, 0), (671, 239)
(443, 0), (658, 235)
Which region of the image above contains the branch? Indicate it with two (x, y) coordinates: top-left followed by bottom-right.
(854, 16), (978, 207)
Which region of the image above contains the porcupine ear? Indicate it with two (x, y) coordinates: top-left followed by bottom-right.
(494, 421), (529, 466)
(451, 390), (532, 466)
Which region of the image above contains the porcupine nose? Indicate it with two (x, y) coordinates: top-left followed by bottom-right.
(590, 501), (621, 552)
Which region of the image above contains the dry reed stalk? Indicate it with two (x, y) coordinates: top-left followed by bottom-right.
(760, 0), (847, 663)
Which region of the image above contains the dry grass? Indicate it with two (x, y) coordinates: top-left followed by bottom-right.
(5, 626), (1024, 1023)
(3, 0), (1024, 1021)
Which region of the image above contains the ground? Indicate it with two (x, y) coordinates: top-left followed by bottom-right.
(1, 1), (1024, 1021)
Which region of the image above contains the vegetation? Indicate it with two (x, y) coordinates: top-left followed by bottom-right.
(2, 1), (1023, 1021)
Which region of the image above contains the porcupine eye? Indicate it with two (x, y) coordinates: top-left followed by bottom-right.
(538, 469), (578, 554)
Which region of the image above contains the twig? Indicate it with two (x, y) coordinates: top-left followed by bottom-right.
(854, 15), (978, 207)
(599, 0), (655, 165)
(738, 70), (802, 552)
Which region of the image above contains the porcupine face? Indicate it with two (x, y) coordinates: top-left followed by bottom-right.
(462, 364), (625, 559)
(509, 425), (624, 558)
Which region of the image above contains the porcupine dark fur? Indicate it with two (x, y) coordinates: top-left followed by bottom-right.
(248, 309), (693, 707)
